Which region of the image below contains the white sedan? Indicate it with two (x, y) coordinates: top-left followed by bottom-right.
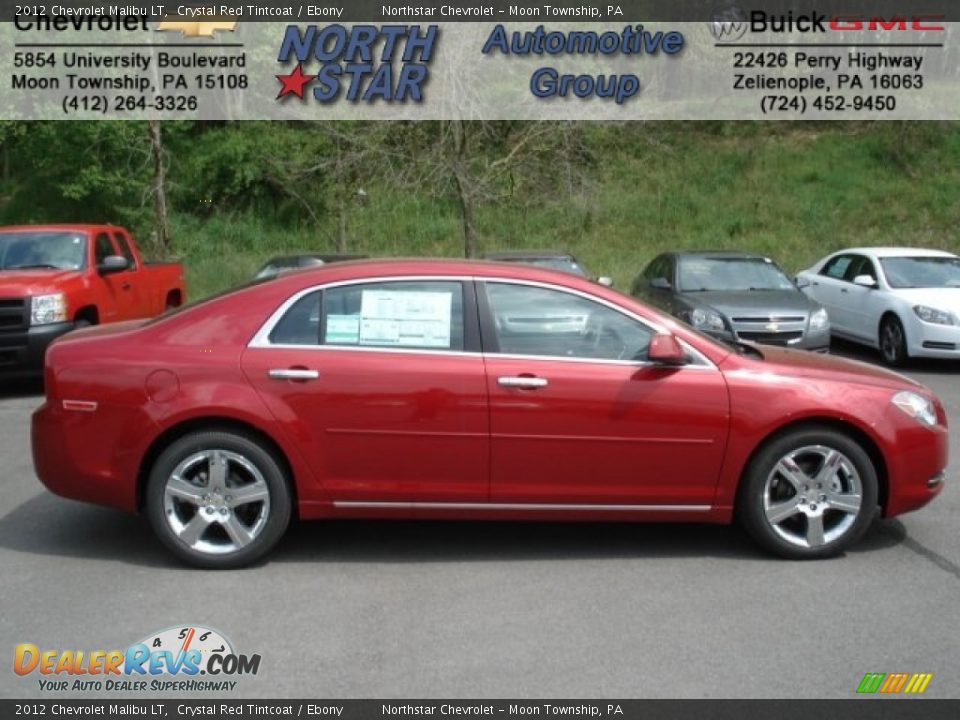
(797, 247), (960, 366)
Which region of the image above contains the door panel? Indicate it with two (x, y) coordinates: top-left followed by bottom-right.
(814, 255), (854, 333)
(242, 280), (489, 502)
(485, 358), (729, 504)
(244, 347), (489, 502)
(91, 232), (122, 322)
(112, 231), (147, 318)
(481, 281), (729, 506)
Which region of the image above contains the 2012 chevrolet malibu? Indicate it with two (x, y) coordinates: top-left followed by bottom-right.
(32, 260), (948, 568)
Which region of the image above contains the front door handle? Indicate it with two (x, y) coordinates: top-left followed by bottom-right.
(268, 368), (320, 381)
(498, 376), (548, 389)
(121, 282), (131, 290)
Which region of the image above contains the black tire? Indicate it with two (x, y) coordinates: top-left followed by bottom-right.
(879, 315), (909, 367)
(146, 430), (292, 569)
(737, 427), (878, 560)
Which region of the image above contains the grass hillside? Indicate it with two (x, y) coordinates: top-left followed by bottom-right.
(174, 123), (959, 300)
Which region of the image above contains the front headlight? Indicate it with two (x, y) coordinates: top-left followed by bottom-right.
(913, 305), (955, 326)
(809, 307), (829, 331)
(31, 293), (67, 326)
(690, 307), (726, 332)
(892, 391), (938, 427)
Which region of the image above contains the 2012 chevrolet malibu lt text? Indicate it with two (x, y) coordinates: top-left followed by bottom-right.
(31, 260), (948, 568)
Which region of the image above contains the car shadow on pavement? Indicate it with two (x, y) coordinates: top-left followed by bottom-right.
(270, 515), (909, 565)
(0, 378), (44, 398)
(830, 338), (960, 375)
(0, 493), (910, 568)
(0, 494), (172, 568)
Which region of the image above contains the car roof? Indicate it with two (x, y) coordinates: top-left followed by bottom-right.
(482, 250), (575, 260)
(262, 254), (367, 264)
(838, 247), (957, 259)
(0, 224), (118, 233)
(260, 257), (599, 289)
(672, 250), (771, 260)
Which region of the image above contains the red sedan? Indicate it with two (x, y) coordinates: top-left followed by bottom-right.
(32, 260), (948, 568)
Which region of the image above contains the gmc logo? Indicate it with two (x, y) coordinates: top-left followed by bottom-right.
(829, 15), (945, 31)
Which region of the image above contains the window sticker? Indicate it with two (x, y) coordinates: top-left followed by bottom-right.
(359, 290), (452, 348)
(326, 315), (361, 345)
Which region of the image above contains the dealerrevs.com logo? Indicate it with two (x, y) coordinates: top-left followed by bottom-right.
(13, 626), (260, 692)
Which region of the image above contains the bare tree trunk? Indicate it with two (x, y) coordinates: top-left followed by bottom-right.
(450, 121), (478, 258)
(336, 192), (348, 253)
(334, 134), (348, 252)
(148, 121), (171, 252)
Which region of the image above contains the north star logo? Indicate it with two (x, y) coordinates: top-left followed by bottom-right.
(156, 21), (238, 38)
(709, 6), (748, 42)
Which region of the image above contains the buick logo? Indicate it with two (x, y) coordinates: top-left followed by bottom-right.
(709, 6), (748, 42)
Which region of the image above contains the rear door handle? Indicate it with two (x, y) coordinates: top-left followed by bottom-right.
(121, 282), (131, 290)
(498, 376), (548, 389)
(840, 288), (848, 294)
(269, 368), (320, 381)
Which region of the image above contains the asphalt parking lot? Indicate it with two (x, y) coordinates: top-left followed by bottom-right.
(1, 340), (958, 700)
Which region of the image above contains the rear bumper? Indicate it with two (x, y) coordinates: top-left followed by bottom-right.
(31, 401), (140, 512)
(0, 322), (74, 377)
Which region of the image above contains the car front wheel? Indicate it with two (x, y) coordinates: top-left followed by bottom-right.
(737, 428), (878, 559)
(880, 315), (909, 367)
(146, 430), (292, 569)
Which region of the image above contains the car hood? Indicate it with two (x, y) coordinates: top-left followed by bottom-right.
(890, 287), (960, 316)
(0, 269), (83, 296)
(735, 344), (924, 392)
(686, 289), (815, 317)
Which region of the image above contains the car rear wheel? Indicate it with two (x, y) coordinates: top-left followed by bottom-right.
(146, 431), (291, 569)
(879, 315), (908, 367)
(737, 428), (878, 559)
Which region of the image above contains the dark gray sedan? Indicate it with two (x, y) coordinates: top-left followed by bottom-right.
(631, 251), (831, 352)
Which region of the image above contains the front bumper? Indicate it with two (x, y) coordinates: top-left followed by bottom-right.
(907, 321), (960, 359)
(0, 322), (75, 377)
(702, 325), (831, 353)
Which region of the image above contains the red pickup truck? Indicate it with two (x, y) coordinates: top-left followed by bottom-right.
(0, 224), (186, 377)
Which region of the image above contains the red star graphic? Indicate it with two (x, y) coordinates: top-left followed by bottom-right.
(276, 64), (312, 100)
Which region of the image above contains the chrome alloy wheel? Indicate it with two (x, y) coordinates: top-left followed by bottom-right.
(880, 319), (905, 364)
(163, 449), (271, 555)
(762, 445), (863, 549)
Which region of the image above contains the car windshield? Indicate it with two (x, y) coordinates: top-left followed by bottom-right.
(880, 256), (960, 289)
(678, 257), (795, 292)
(0, 231), (87, 271)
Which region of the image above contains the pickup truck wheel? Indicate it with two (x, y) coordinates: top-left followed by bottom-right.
(737, 428), (878, 560)
(146, 431), (292, 569)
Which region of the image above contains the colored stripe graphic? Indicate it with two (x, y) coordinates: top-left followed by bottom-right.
(857, 673), (885, 694)
(857, 672), (932, 694)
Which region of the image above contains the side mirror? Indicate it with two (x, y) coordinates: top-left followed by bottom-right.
(649, 277), (672, 291)
(98, 255), (129, 275)
(648, 333), (688, 366)
(795, 276), (811, 289)
(852, 275), (877, 288)
(597, 276), (614, 288)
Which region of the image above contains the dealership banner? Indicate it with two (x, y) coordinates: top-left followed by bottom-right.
(0, 1), (958, 119)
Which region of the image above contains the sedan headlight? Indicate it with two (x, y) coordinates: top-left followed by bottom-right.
(690, 307), (726, 332)
(31, 293), (67, 326)
(892, 391), (938, 427)
(913, 305), (955, 326)
(809, 307), (829, 331)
